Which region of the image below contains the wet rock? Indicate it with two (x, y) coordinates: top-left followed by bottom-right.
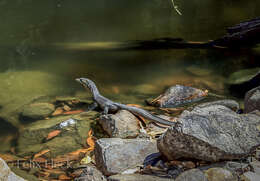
(21, 102), (55, 120)
(148, 85), (207, 108)
(241, 171), (260, 181)
(0, 158), (25, 181)
(157, 105), (260, 162)
(74, 164), (107, 181)
(195, 99), (239, 111)
(17, 111), (98, 157)
(108, 174), (173, 181)
(227, 67), (260, 97)
(94, 138), (158, 176)
(245, 86), (260, 113)
(204, 167), (237, 181)
(175, 168), (208, 181)
(99, 110), (139, 138)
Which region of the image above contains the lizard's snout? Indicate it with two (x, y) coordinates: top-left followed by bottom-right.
(75, 78), (82, 83)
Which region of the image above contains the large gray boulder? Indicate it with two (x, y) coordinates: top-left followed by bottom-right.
(157, 105), (260, 161)
(0, 158), (25, 181)
(94, 138), (158, 176)
(245, 86), (260, 113)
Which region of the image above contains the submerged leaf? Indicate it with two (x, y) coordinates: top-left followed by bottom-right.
(46, 130), (61, 140)
(0, 153), (18, 162)
(33, 149), (50, 159)
(63, 109), (84, 115)
(59, 174), (71, 180)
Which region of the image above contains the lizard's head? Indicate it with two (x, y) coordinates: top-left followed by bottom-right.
(75, 78), (98, 93)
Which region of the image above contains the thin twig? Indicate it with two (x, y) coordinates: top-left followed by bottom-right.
(171, 0), (182, 15)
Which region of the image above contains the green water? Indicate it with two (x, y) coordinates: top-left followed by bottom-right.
(0, 0), (260, 155)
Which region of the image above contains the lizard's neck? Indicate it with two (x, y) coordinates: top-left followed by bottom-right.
(88, 83), (100, 99)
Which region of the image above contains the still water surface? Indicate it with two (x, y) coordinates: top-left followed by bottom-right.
(0, 0), (260, 151)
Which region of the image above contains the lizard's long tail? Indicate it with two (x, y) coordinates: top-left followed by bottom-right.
(114, 103), (177, 126)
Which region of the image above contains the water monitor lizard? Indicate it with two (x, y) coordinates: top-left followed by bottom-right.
(76, 78), (177, 126)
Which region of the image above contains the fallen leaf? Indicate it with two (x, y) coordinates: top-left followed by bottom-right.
(59, 174), (71, 180)
(33, 149), (50, 159)
(80, 155), (92, 164)
(136, 114), (147, 123)
(32, 157), (47, 163)
(46, 130), (61, 140)
(52, 107), (64, 116)
(63, 110), (84, 115)
(36, 170), (50, 178)
(43, 169), (66, 175)
(69, 149), (89, 156)
(63, 105), (71, 111)
(86, 129), (95, 150)
(88, 129), (93, 137)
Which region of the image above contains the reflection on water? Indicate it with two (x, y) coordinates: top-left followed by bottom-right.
(0, 0), (260, 156)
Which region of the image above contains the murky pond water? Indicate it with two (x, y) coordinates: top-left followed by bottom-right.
(0, 0), (260, 173)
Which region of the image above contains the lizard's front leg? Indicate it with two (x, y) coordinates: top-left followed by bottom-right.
(87, 102), (98, 111)
(103, 106), (109, 115)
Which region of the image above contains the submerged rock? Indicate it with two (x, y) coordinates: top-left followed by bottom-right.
(99, 110), (139, 138)
(227, 67), (260, 97)
(148, 85), (207, 108)
(175, 169), (208, 181)
(108, 174), (173, 181)
(186, 66), (212, 77)
(0, 158), (25, 181)
(94, 138), (158, 176)
(245, 86), (260, 113)
(157, 105), (260, 162)
(0, 70), (70, 126)
(17, 111), (98, 157)
(21, 102), (55, 120)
